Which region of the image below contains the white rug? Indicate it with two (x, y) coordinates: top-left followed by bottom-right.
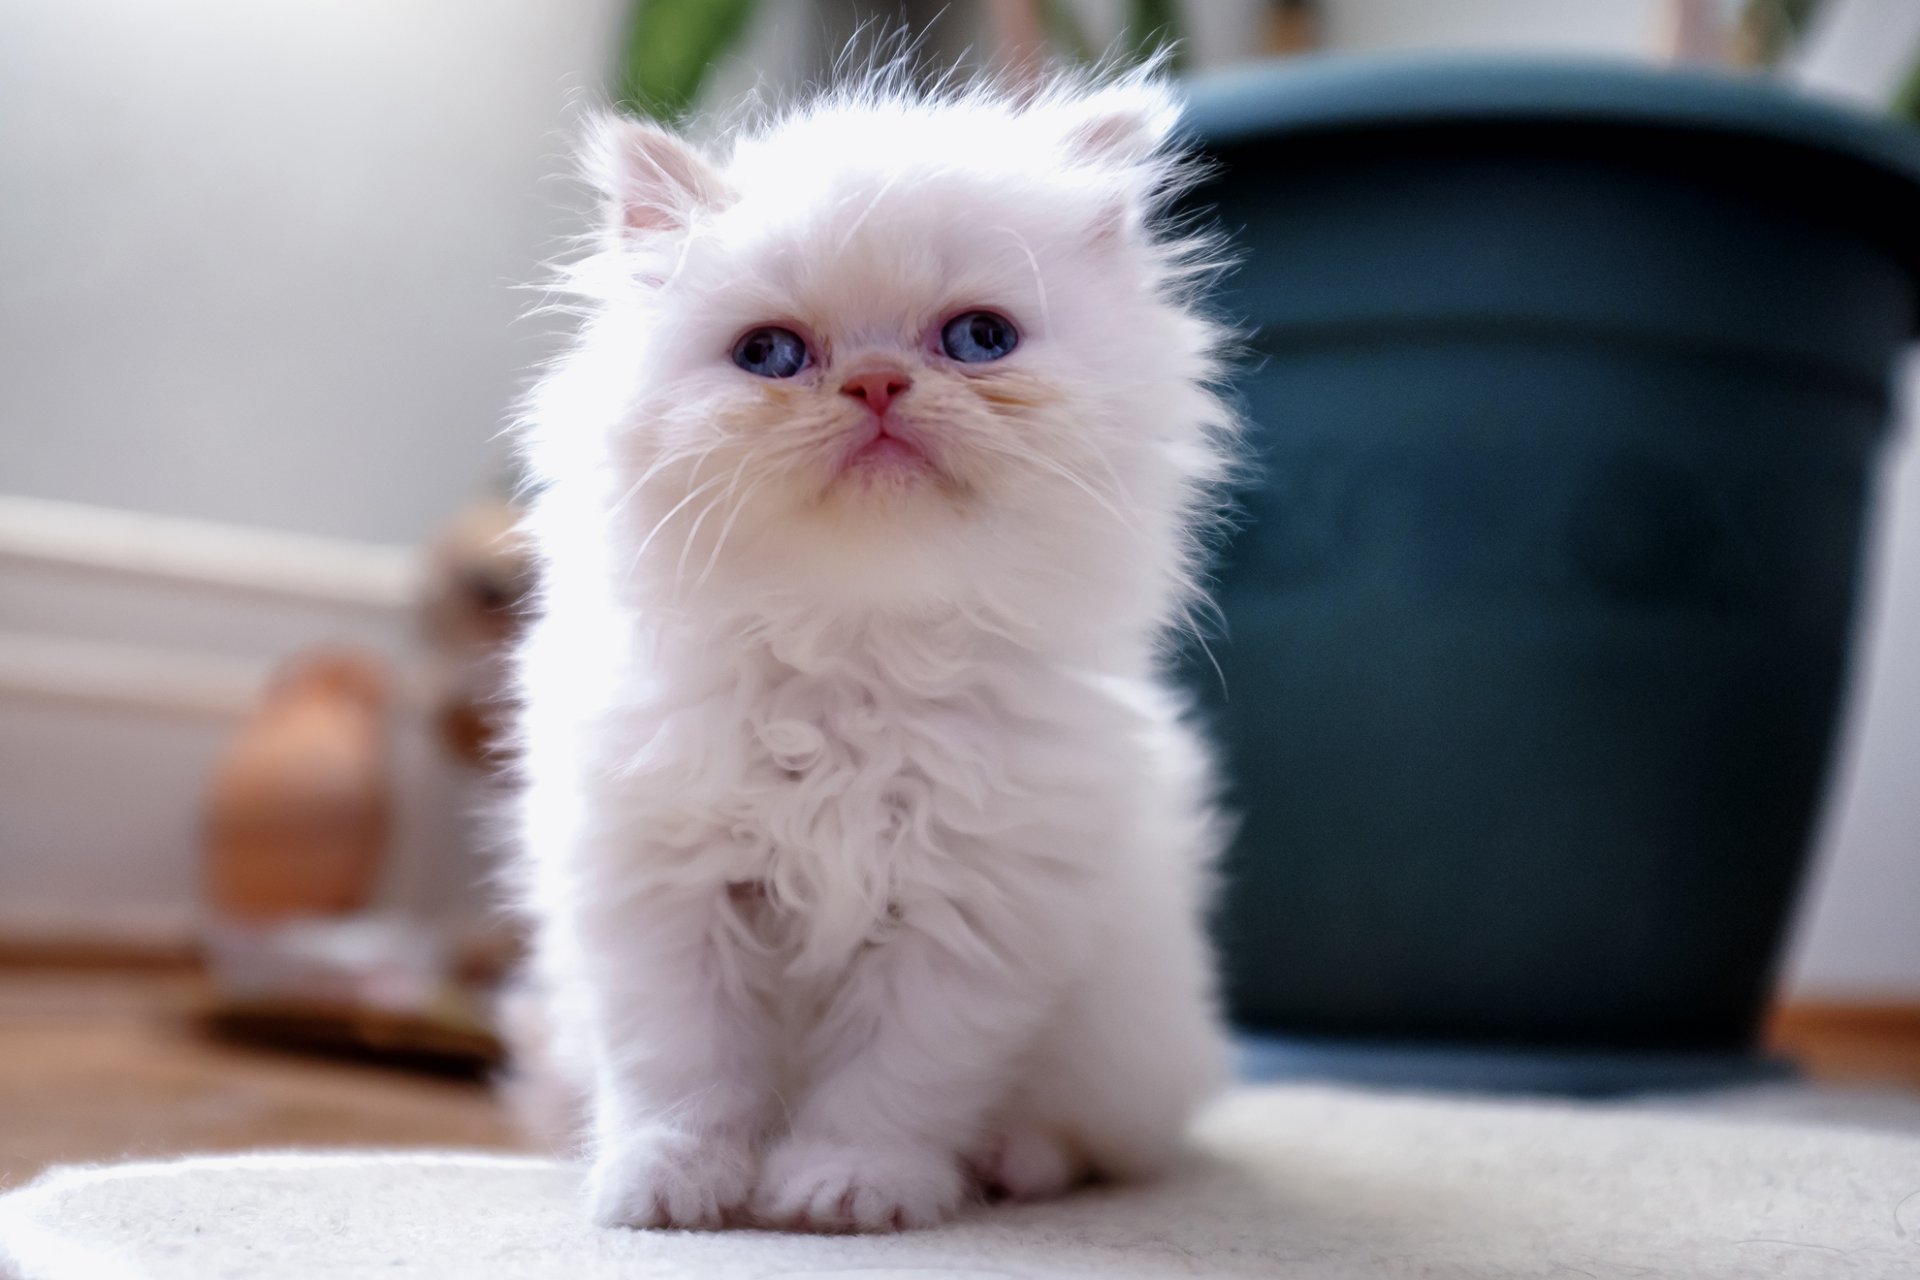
(4, 1085), (1918, 1279)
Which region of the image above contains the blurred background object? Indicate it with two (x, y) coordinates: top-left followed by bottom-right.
(2, 0), (1920, 1182)
(421, 498), (533, 770)
(202, 650), (391, 923)
(1791, 0), (1920, 110)
(196, 645), (500, 1074)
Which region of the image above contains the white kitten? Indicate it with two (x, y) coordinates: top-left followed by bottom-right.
(506, 66), (1236, 1234)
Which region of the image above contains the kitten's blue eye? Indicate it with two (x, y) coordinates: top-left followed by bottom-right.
(940, 311), (1018, 363)
(732, 326), (809, 378)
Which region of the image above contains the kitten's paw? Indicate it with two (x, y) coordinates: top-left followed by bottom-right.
(586, 1128), (756, 1230)
(753, 1137), (965, 1232)
(969, 1126), (1084, 1203)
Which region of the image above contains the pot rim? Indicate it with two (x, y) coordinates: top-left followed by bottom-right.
(1182, 53), (1920, 189)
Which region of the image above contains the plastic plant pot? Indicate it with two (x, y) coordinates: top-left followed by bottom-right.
(1176, 56), (1920, 1084)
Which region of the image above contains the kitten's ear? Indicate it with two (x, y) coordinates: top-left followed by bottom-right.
(1055, 78), (1180, 170)
(587, 115), (731, 241)
(1049, 78), (1181, 240)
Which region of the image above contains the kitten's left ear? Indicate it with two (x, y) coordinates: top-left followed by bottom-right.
(1056, 78), (1181, 169)
(1049, 78), (1182, 239)
(587, 115), (732, 242)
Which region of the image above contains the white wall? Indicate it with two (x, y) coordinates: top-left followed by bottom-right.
(1783, 362), (1920, 997)
(1050, 0), (1664, 68)
(0, 0), (628, 544)
(1320, 0), (1660, 57)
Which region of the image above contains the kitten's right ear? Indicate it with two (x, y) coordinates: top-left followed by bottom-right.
(587, 115), (731, 242)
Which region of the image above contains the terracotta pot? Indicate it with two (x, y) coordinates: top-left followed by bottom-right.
(202, 651), (390, 921)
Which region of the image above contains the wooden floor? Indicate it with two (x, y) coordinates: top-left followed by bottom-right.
(0, 969), (524, 1190)
(1765, 1001), (1920, 1092)
(3, 966), (1918, 1194)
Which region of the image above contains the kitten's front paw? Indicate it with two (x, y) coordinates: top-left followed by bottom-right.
(969, 1126), (1084, 1203)
(586, 1128), (756, 1230)
(753, 1137), (965, 1233)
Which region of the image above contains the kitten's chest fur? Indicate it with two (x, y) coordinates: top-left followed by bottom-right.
(707, 662), (1002, 976)
(640, 628), (1099, 979)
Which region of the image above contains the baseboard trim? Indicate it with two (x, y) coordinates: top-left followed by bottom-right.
(0, 938), (202, 970)
(0, 911), (518, 981)
(0, 495), (418, 610)
(1768, 1000), (1920, 1043)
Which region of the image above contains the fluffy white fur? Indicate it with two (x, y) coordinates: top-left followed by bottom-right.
(507, 65), (1236, 1234)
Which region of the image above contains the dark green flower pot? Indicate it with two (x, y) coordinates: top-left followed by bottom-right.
(1179, 57), (1920, 1061)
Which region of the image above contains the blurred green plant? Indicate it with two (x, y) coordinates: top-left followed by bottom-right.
(1738, 0), (1822, 67)
(1894, 55), (1920, 125)
(1734, 0), (1916, 128)
(615, 0), (1187, 120)
(616, 0), (762, 119)
(1040, 0), (1187, 72)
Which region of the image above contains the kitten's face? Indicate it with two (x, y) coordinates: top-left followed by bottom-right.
(546, 79), (1223, 632)
(632, 166), (1074, 530)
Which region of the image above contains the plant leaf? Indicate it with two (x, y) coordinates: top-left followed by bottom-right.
(1893, 52), (1920, 125)
(616, 0), (762, 120)
(1125, 0), (1187, 71)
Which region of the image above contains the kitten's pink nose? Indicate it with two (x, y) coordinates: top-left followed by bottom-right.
(840, 365), (912, 417)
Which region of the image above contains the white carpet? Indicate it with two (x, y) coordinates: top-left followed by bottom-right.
(4, 1085), (1918, 1279)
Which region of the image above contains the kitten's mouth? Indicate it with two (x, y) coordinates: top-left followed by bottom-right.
(837, 419), (937, 479)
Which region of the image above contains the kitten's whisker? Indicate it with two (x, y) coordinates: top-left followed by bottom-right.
(609, 442), (721, 523)
(1060, 428), (1137, 508)
(662, 232), (697, 289)
(992, 225), (1050, 333)
(672, 455), (752, 596)
(838, 169), (904, 248)
(736, 429), (843, 486)
(668, 490), (732, 600)
(629, 472), (730, 572)
(694, 472), (772, 593)
(970, 436), (1142, 537)
(1004, 419), (1138, 509)
(1174, 602), (1230, 700)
